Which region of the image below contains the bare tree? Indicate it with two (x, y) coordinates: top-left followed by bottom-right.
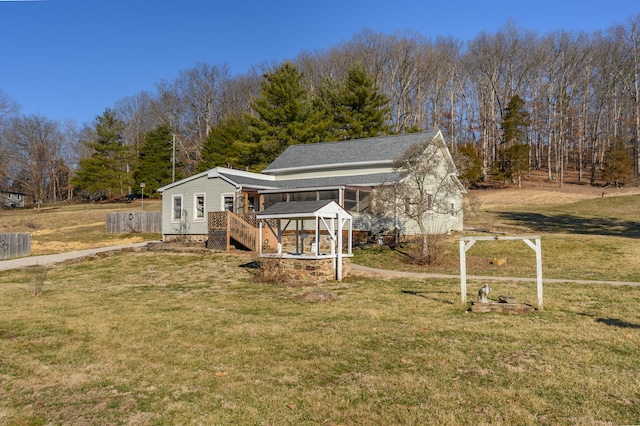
(5, 115), (62, 206)
(154, 62), (230, 175)
(374, 139), (463, 263)
(218, 71), (261, 118)
(0, 89), (20, 191)
(115, 91), (160, 157)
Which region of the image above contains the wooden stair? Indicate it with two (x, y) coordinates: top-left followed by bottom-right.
(207, 211), (260, 251)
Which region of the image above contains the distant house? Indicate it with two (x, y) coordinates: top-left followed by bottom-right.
(158, 130), (466, 246)
(1, 191), (26, 209)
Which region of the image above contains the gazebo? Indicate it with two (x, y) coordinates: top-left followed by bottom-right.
(256, 200), (353, 281)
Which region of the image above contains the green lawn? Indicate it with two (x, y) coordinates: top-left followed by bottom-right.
(1, 251), (639, 424)
(1, 194), (639, 424)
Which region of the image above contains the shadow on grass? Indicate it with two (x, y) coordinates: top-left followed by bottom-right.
(495, 212), (640, 238)
(595, 318), (640, 329)
(402, 290), (455, 305)
(240, 261), (260, 269)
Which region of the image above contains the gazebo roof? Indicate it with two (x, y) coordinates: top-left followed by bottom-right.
(256, 200), (352, 220)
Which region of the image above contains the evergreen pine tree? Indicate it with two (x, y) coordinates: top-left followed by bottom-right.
(198, 115), (258, 172)
(495, 95), (530, 187)
(603, 138), (634, 188)
(333, 62), (390, 140)
(454, 143), (484, 187)
(133, 124), (175, 197)
(501, 94), (529, 146)
(308, 76), (343, 142)
(246, 61), (314, 167)
(71, 109), (132, 199)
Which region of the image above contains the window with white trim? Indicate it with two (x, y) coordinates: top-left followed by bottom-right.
(172, 195), (183, 222)
(194, 193), (205, 221)
(222, 193), (234, 212)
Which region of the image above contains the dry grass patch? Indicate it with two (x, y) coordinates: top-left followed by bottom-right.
(0, 251), (639, 424)
(356, 192), (640, 282)
(0, 201), (161, 255)
(354, 233), (640, 282)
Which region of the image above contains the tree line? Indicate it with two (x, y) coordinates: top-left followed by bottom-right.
(2, 15), (640, 204)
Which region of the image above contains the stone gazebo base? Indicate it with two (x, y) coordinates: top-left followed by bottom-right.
(262, 256), (351, 283)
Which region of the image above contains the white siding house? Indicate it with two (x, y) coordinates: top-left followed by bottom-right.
(158, 168), (276, 242)
(158, 130), (466, 245)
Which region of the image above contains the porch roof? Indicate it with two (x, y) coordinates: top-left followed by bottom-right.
(221, 171), (400, 193)
(256, 200), (352, 220)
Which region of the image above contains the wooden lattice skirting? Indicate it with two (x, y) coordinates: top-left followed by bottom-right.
(207, 229), (228, 251)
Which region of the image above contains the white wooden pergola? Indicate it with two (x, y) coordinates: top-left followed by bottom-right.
(256, 200), (353, 281)
(459, 235), (543, 310)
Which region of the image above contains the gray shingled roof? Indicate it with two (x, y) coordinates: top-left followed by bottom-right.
(262, 131), (439, 173)
(266, 172), (400, 189)
(217, 173), (279, 190)
(257, 200), (335, 216)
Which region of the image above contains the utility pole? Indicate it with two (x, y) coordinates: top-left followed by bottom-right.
(172, 133), (176, 183)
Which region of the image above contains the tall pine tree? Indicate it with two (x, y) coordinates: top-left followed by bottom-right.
(246, 61), (315, 168)
(333, 62), (390, 140)
(71, 109), (132, 199)
(603, 138), (634, 188)
(312, 62), (390, 141)
(495, 94), (530, 187)
(196, 62), (391, 172)
(134, 124), (176, 197)
(198, 115), (259, 172)
(501, 94), (529, 146)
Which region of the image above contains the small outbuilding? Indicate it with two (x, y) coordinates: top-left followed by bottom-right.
(1, 191), (26, 209)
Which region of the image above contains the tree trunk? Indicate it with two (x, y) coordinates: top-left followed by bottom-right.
(422, 233), (429, 258)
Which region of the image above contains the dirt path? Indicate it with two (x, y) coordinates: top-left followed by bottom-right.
(0, 242), (154, 271)
(350, 264), (640, 287)
(3, 244), (639, 287)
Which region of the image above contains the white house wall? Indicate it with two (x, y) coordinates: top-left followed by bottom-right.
(161, 175), (237, 238)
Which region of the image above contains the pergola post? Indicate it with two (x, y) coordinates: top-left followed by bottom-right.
(337, 215), (343, 280)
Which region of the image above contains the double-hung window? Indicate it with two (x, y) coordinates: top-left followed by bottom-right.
(172, 195), (183, 222)
(194, 193), (205, 222)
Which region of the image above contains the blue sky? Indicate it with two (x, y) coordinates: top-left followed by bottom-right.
(1, 0), (639, 126)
